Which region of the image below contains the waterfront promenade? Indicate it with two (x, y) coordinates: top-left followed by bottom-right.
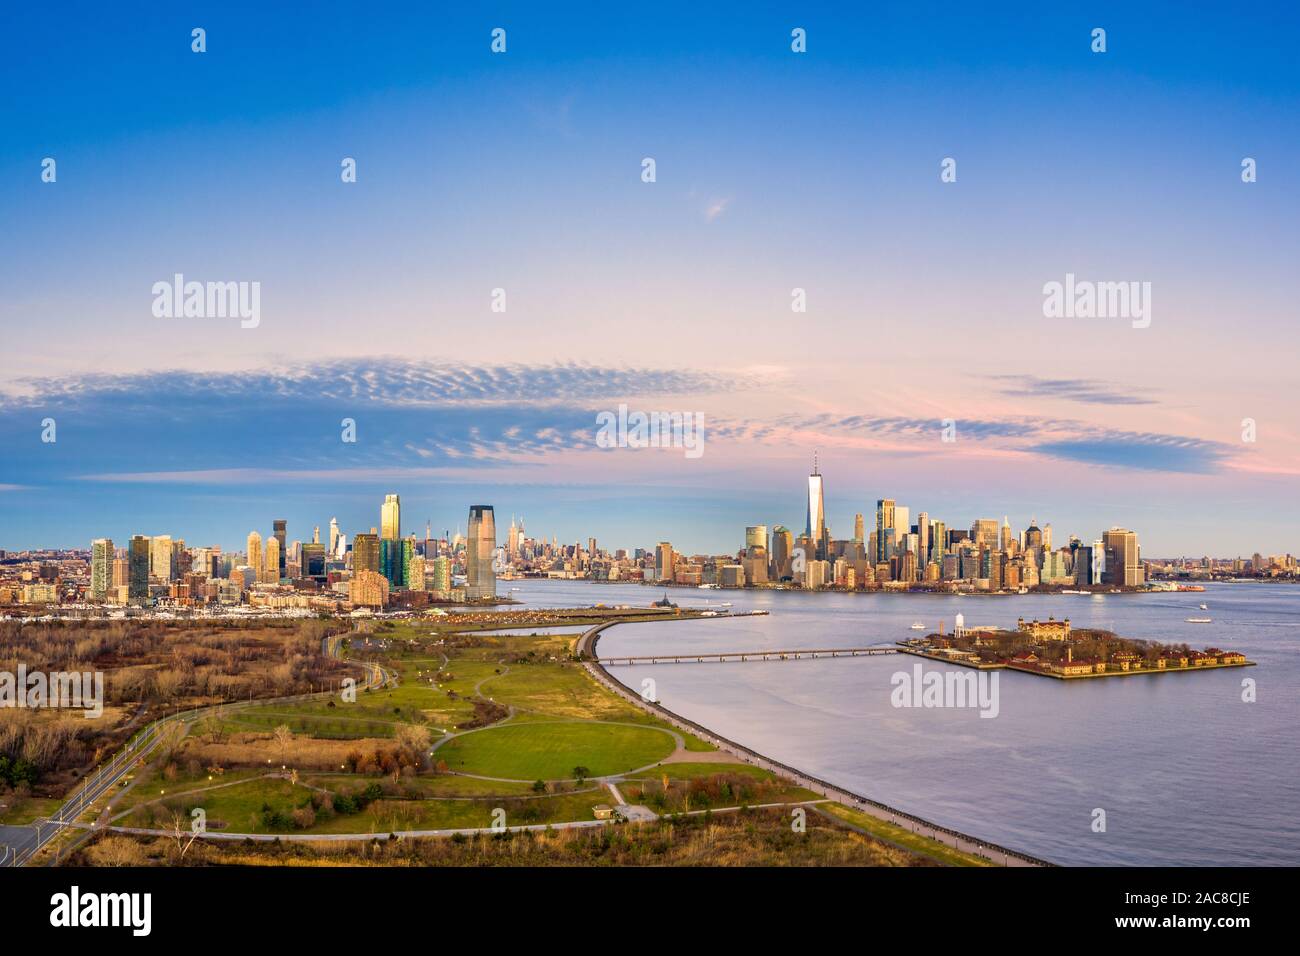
(576, 620), (1052, 867)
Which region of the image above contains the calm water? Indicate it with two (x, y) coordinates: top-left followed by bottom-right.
(509, 579), (1300, 866)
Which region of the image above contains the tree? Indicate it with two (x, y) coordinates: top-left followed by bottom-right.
(572, 766), (590, 784)
(532, 779), (547, 794)
(273, 724), (293, 757)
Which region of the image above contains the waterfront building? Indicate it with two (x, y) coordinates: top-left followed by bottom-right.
(655, 541), (676, 582)
(875, 499), (895, 563)
(806, 461), (826, 559)
(1103, 528), (1142, 586)
(770, 526), (793, 580)
(466, 505), (497, 600)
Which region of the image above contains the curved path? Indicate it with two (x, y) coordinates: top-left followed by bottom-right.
(577, 622), (1052, 867)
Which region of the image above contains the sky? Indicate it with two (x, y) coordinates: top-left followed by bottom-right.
(1, 2), (1298, 555)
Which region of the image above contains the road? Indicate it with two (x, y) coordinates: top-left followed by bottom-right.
(1, 629), (392, 867)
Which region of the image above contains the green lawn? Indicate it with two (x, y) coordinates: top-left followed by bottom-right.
(818, 803), (994, 867)
(435, 721), (676, 780)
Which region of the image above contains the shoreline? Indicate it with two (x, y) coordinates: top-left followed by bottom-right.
(575, 620), (1053, 867)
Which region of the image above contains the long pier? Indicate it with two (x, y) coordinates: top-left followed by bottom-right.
(598, 646), (897, 666)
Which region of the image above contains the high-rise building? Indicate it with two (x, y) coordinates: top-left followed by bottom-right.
(971, 519), (999, 550)
(128, 535), (150, 602)
(431, 555), (451, 593)
(329, 517), (340, 555)
(806, 459), (826, 559)
(273, 519), (287, 576)
(1103, 528), (1142, 586)
(466, 505), (497, 600)
(301, 542), (327, 579)
(91, 538), (113, 599)
(264, 535), (281, 584)
(381, 494), (401, 541)
(770, 526), (793, 580)
(149, 534), (173, 582)
(929, 519), (947, 563)
(875, 499), (895, 563)
(246, 532), (262, 581)
(353, 533), (380, 573)
(655, 541), (676, 582)
(745, 526), (768, 552)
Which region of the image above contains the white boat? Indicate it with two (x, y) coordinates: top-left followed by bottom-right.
(1199, 603), (1208, 610)
(909, 621), (926, 630)
(1185, 617), (1212, 624)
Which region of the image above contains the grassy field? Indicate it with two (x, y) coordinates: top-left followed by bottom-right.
(435, 721), (677, 779)
(818, 803), (994, 867)
(60, 614), (990, 866)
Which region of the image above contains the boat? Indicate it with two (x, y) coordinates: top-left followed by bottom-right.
(909, 621), (926, 630)
(1199, 603), (1208, 610)
(1185, 617), (1212, 624)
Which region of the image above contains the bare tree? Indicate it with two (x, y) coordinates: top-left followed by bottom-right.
(273, 723), (293, 758)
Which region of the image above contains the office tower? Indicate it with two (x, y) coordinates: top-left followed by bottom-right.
(1042, 523), (1052, 550)
(264, 535), (281, 584)
(875, 499), (895, 563)
(381, 494), (401, 540)
(1000, 516), (1013, 551)
(302, 542), (327, 579)
(971, 519), (998, 550)
(1025, 520), (1043, 552)
(894, 507), (909, 549)
(770, 526), (793, 580)
(312, 526), (320, 545)
(507, 516), (520, 557)
(466, 505), (497, 600)
(929, 519), (946, 563)
(272, 519), (287, 576)
(745, 525), (768, 553)
(431, 555), (451, 593)
(380, 538), (405, 588)
(91, 538), (113, 599)
(149, 535), (173, 581)
(246, 531), (262, 581)
(1103, 528), (1142, 586)
(329, 517), (340, 555)
(806, 460), (826, 559)
(655, 541), (676, 583)
(916, 512), (929, 564)
(352, 533), (380, 573)
(128, 535), (150, 601)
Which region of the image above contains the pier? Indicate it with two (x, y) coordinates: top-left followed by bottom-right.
(597, 646), (897, 666)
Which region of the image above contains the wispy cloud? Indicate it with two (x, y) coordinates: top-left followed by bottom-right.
(989, 375), (1158, 406)
(703, 197), (731, 222)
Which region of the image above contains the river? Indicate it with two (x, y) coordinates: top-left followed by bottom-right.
(501, 578), (1299, 866)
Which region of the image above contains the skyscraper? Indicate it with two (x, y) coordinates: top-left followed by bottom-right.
(466, 505), (497, 600)
(806, 458), (825, 559)
(381, 494), (401, 541)
(329, 517), (340, 555)
(91, 538), (113, 599)
(149, 534), (173, 582)
(1103, 528), (1142, 586)
(128, 535), (150, 602)
(745, 526), (768, 552)
(273, 519), (287, 576)
(508, 516), (520, 557)
(655, 541), (676, 583)
(352, 533), (380, 573)
(264, 535), (281, 584)
(246, 531), (262, 580)
(770, 526), (793, 580)
(875, 499), (895, 563)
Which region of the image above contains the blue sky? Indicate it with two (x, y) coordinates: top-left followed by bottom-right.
(2, 3), (1298, 554)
